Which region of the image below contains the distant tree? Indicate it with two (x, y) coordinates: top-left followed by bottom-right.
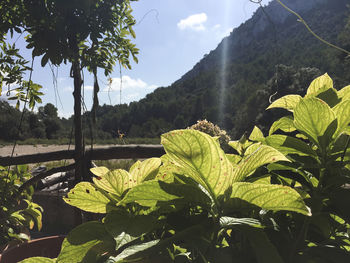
(38, 103), (61, 139)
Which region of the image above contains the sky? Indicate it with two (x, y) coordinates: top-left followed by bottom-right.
(2, 0), (270, 118)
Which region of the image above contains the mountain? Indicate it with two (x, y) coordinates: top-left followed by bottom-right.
(88, 0), (349, 139)
(2, 0), (349, 142)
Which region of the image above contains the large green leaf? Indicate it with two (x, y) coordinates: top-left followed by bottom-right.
(161, 129), (234, 200)
(57, 221), (115, 263)
(306, 73), (333, 96)
(226, 182), (311, 216)
(266, 95), (302, 112)
(249, 126), (264, 141)
(92, 169), (130, 198)
(20, 258), (56, 263)
(232, 144), (289, 182)
(129, 158), (161, 183)
(63, 182), (112, 213)
(294, 97), (336, 149)
(264, 134), (317, 157)
(104, 210), (159, 251)
(92, 158), (161, 198)
(269, 116), (296, 135)
(119, 180), (211, 208)
(332, 99), (350, 138)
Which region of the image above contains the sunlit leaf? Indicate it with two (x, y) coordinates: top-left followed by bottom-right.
(249, 126), (264, 141)
(264, 134), (317, 157)
(120, 180), (211, 208)
(220, 216), (262, 228)
(129, 158), (161, 184)
(332, 99), (350, 138)
(338, 85), (350, 101)
(93, 169), (132, 198)
(161, 129), (233, 200)
(20, 257), (56, 263)
(109, 240), (160, 262)
(232, 145), (289, 182)
(269, 116), (296, 135)
(307, 73), (333, 96)
(63, 182), (112, 213)
(226, 182), (311, 216)
(294, 97), (336, 148)
(267, 95), (302, 112)
(58, 221), (115, 263)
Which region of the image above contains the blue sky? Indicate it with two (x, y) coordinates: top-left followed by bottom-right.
(3, 0), (270, 117)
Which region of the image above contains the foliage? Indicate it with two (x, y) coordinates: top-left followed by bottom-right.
(0, 165), (43, 248)
(23, 73), (350, 262)
(261, 73), (350, 262)
(27, 128), (310, 262)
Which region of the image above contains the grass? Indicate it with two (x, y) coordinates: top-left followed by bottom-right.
(33, 159), (136, 171)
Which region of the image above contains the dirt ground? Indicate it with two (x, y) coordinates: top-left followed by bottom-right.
(0, 144), (115, 157)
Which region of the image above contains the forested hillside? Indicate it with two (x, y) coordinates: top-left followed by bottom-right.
(1, 0), (350, 142)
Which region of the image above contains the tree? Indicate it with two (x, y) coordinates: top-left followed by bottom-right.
(38, 103), (61, 139)
(0, 0), (138, 182)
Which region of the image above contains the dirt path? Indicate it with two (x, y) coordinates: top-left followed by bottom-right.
(0, 144), (116, 157)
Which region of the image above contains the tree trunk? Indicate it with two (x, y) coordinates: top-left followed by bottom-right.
(72, 59), (84, 184)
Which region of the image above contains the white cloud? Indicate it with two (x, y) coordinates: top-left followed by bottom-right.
(212, 24), (233, 39)
(103, 76), (156, 92)
(177, 13), (208, 31)
(100, 75), (158, 104)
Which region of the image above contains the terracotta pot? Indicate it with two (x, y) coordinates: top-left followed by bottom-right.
(0, 235), (65, 263)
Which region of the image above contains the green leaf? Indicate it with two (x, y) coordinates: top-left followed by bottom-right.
(20, 258), (56, 263)
(332, 99), (350, 138)
(338, 85), (350, 101)
(219, 216), (262, 228)
(294, 97), (336, 149)
(237, 226), (284, 263)
(267, 95), (302, 112)
(307, 73), (333, 96)
(129, 158), (161, 183)
(249, 126), (264, 141)
(93, 169), (131, 198)
(92, 158), (161, 197)
(269, 116), (296, 135)
(105, 210), (159, 251)
(226, 182), (311, 216)
(232, 145), (289, 182)
(161, 129), (233, 200)
(63, 182), (112, 213)
(109, 240), (160, 262)
(306, 73), (340, 107)
(264, 135), (317, 157)
(58, 221), (115, 263)
(120, 180), (211, 208)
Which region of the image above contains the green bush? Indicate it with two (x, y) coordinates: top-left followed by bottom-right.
(0, 165), (43, 248)
(23, 74), (350, 262)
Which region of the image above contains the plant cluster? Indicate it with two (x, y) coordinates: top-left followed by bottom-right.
(23, 74), (350, 262)
(0, 165), (43, 249)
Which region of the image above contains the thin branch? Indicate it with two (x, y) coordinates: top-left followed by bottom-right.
(15, 163), (76, 197)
